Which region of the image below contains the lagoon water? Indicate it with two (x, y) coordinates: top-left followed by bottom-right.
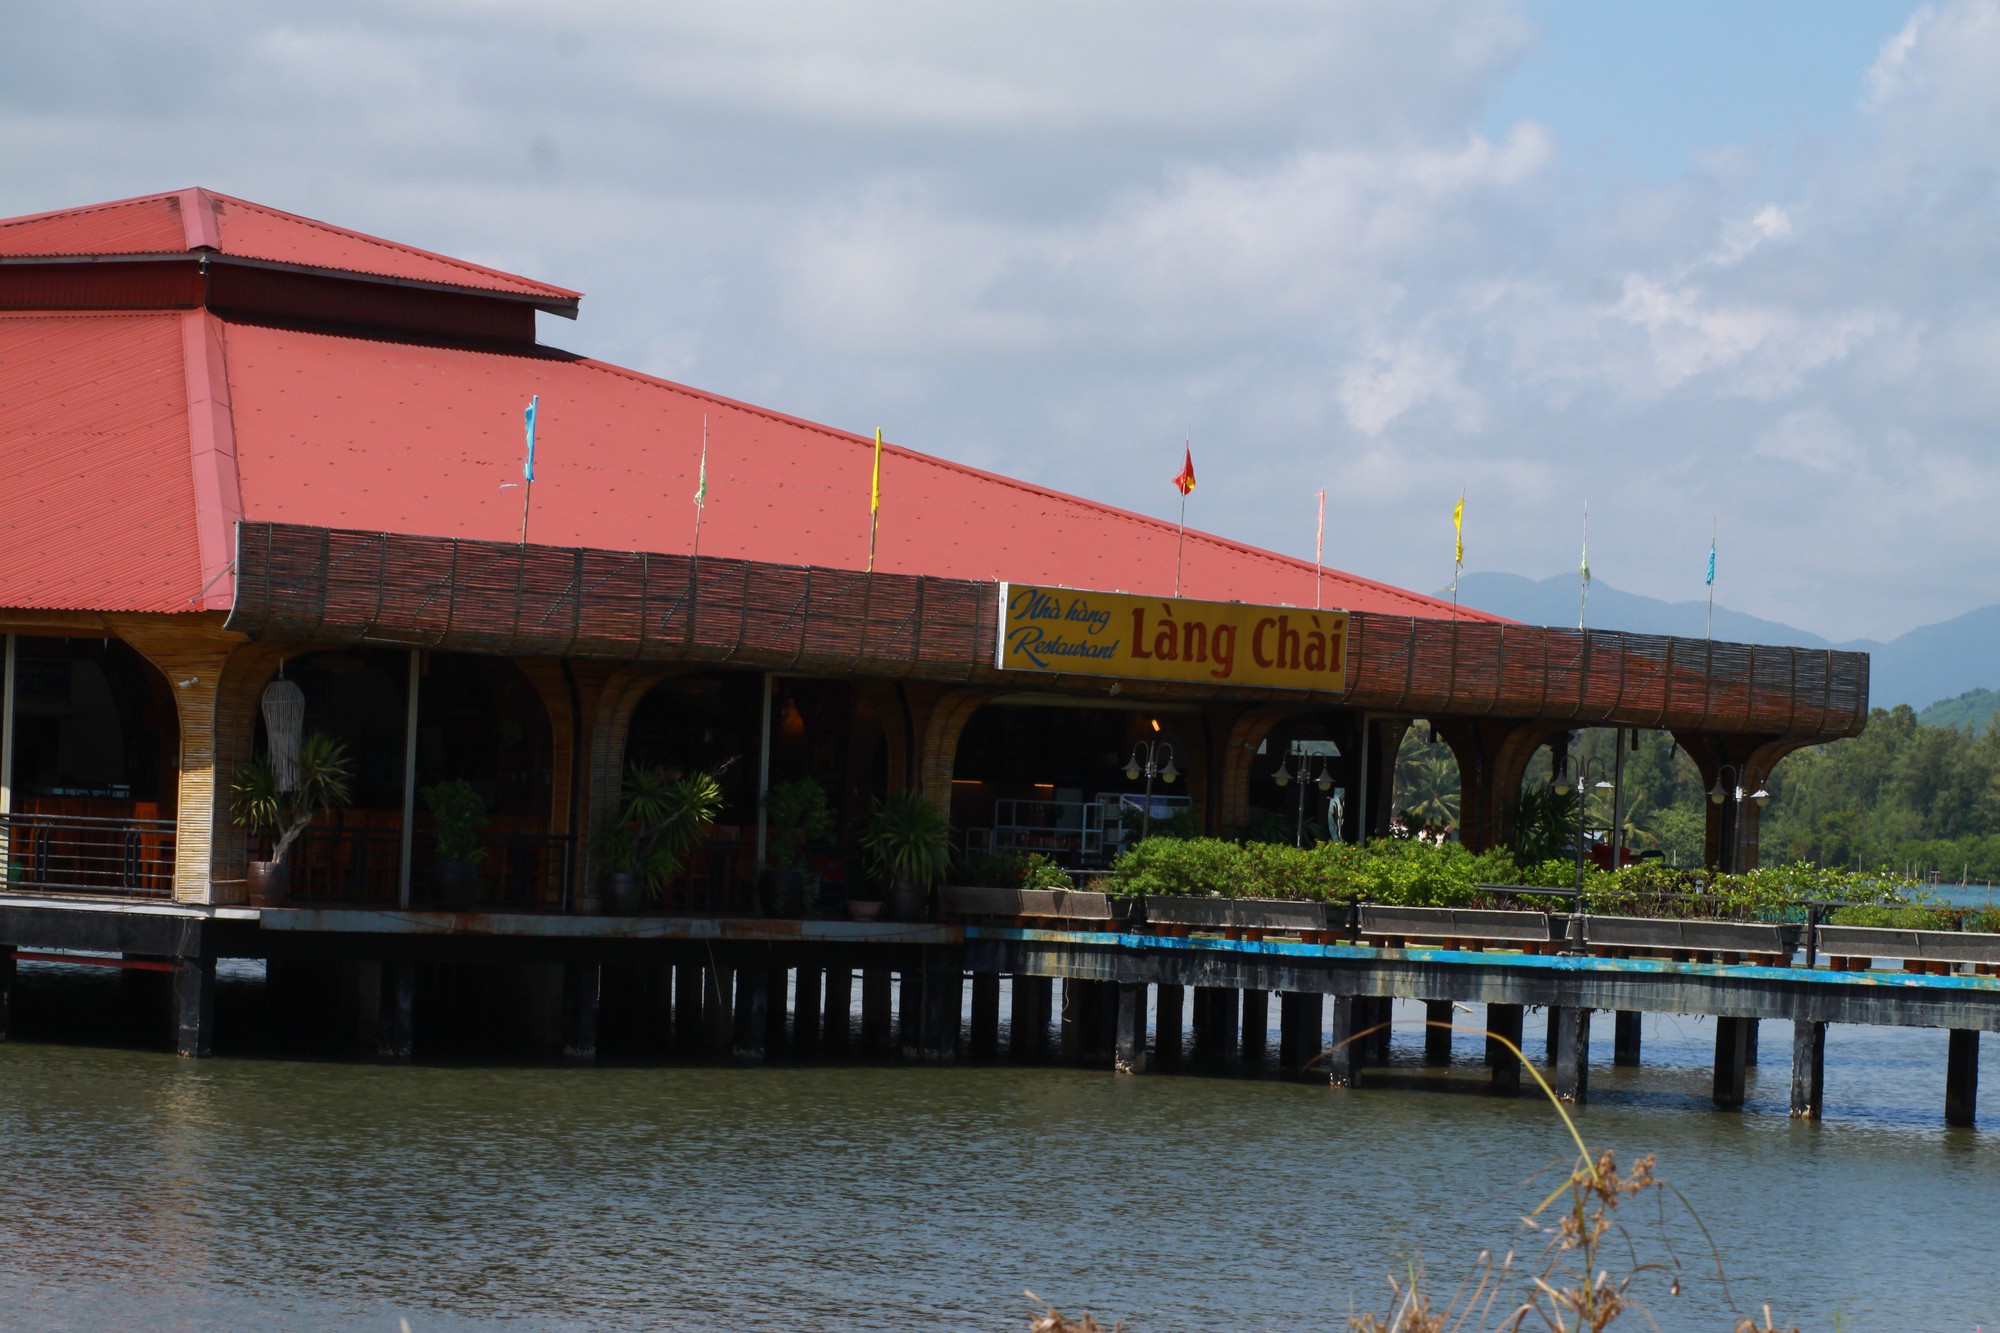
(1, 961), (1995, 1332)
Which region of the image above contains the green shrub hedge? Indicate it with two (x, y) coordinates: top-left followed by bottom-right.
(1098, 836), (1950, 921)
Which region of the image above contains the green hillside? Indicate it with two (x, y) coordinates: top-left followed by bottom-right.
(1917, 687), (2000, 734)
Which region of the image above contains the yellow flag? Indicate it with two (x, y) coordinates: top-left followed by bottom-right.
(870, 427), (883, 515)
(1452, 495), (1464, 566)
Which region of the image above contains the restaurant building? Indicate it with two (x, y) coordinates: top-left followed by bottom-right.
(0, 188), (1870, 920)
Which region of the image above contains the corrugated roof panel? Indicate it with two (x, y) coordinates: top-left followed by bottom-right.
(0, 190), (579, 305)
(0, 313), (206, 611)
(208, 194), (579, 302)
(0, 195), (188, 257)
(222, 321), (1498, 622)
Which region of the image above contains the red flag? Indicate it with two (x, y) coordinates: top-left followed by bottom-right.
(1173, 445), (1196, 496)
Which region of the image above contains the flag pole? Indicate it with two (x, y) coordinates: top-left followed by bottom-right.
(520, 395), (538, 546)
(1707, 515), (1716, 639)
(867, 427), (883, 573)
(1175, 490), (1187, 597)
(1314, 488), (1325, 610)
(692, 413), (709, 562)
(1579, 501), (1589, 631)
(1173, 428), (1194, 598)
(1450, 490), (1464, 619)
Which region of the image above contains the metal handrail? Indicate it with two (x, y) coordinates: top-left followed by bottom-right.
(1, 810), (178, 900)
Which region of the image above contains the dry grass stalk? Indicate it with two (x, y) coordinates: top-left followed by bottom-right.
(1025, 1290), (1123, 1332)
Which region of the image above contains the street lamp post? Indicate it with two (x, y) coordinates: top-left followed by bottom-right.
(1124, 739), (1178, 840)
(1706, 763), (1771, 873)
(1563, 761), (1614, 950)
(1272, 741), (1337, 847)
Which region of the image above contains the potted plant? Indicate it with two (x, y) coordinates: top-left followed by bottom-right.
(760, 777), (835, 916)
(601, 763), (726, 913)
(858, 789), (953, 922)
(422, 778), (488, 909)
(229, 731), (354, 906)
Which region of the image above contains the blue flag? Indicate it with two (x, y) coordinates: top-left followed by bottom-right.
(1705, 540), (1715, 587)
(523, 395), (539, 482)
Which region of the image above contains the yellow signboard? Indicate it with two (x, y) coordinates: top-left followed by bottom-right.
(996, 583), (1348, 691)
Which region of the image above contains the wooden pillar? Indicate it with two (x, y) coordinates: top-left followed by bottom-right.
(1060, 978), (1084, 1062)
(1326, 995), (1360, 1088)
(861, 968), (894, 1055)
(920, 951), (962, 1062)
(1423, 999), (1454, 1065)
(174, 955), (217, 1058)
(1218, 988), (1240, 1062)
(1286, 992), (1324, 1080)
(562, 963), (600, 1062)
(968, 972), (1001, 1062)
(1152, 983), (1183, 1069)
(0, 946), (14, 1041)
(674, 963), (705, 1051)
(1487, 1003), (1523, 1096)
(1614, 1010), (1642, 1067)
(793, 966), (821, 1053)
(899, 970), (922, 1057)
(1114, 982), (1147, 1075)
(375, 959), (412, 1062)
(1095, 980), (1119, 1065)
(1714, 1016), (1750, 1109)
(762, 967), (788, 1058)
(823, 967), (852, 1054)
(1545, 1004), (1561, 1066)
(1278, 992), (1302, 1070)
(703, 964), (735, 1054)
(1241, 989), (1269, 1065)
(1552, 1006), (1589, 1104)
(1946, 1029), (1981, 1127)
(732, 967), (766, 1059)
(1789, 1019), (1825, 1120)
(1008, 973), (1048, 1061)
(1743, 1017), (1760, 1067)
(1369, 996), (1393, 1063)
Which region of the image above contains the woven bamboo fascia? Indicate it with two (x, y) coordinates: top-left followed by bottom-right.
(223, 522), (1869, 741)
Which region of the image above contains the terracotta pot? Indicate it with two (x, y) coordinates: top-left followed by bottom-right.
(602, 871), (642, 916)
(247, 859), (289, 907)
(848, 899), (884, 922)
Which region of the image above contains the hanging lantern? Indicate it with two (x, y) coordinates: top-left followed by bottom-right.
(262, 675), (306, 792)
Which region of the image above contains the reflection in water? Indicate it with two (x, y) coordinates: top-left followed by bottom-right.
(0, 964), (1993, 1331)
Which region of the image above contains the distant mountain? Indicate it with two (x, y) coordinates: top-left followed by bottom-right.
(1454, 572), (2000, 714)
(1918, 688), (2000, 734)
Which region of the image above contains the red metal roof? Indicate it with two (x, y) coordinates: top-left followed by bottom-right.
(0, 189), (579, 305)
(0, 188), (1498, 624)
(221, 322), (1496, 620)
(0, 313), (207, 612)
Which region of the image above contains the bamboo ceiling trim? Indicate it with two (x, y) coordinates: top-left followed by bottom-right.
(226, 523), (1868, 739)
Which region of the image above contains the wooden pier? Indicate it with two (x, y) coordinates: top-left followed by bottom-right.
(1, 898), (1991, 1126)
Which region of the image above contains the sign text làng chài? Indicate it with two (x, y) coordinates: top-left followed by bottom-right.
(996, 584), (1349, 691)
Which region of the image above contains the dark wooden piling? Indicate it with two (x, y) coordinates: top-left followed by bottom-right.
(920, 955), (962, 1062)
(968, 972), (1000, 1061)
(561, 963), (600, 1062)
(174, 955), (216, 1059)
(861, 967), (894, 1055)
(1009, 973), (1049, 1061)
(674, 963), (705, 1051)
(1613, 1010), (1642, 1067)
(1946, 1029), (1981, 1127)
(822, 967), (852, 1053)
(1487, 1002), (1523, 1096)
(703, 964), (735, 1054)
(1327, 994), (1360, 1088)
(1094, 980), (1119, 1063)
(1241, 989), (1269, 1064)
(1789, 1018), (1825, 1120)
(733, 967), (766, 1059)
(1114, 982), (1147, 1074)
(763, 967), (788, 1058)
(1191, 986), (1225, 1061)
(0, 945), (14, 1040)
(373, 959), (410, 1063)
(899, 970), (921, 1057)
(1153, 983), (1183, 1068)
(1287, 992), (1324, 1080)
(1743, 1017), (1760, 1067)
(1713, 1016), (1750, 1109)
(1368, 996), (1393, 1063)
(1423, 999), (1453, 1065)
(1544, 1004), (1560, 1066)
(1551, 1006), (1589, 1103)
(793, 966), (821, 1053)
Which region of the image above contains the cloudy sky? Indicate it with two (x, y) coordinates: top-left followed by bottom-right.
(4, 0), (1992, 641)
